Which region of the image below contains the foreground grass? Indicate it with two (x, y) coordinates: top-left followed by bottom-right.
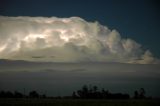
(0, 98), (160, 106)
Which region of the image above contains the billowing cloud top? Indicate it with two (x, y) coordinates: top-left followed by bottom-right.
(0, 16), (159, 64)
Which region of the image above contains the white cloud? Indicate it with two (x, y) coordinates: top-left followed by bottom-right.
(0, 16), (159, 64)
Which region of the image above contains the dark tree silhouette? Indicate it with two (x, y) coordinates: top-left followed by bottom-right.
(101, 89), (110, 99)
(139, 88), (146, 99)
(74, 85), (130, 99)
(93, 86), (98, 92)
(77, 85), (90, 99)
(134, 88), (146, 99)
(0, 86), (149, 99)
(0, 91), (5, 98)
(41, 94), (46, 98)
(14, 91), (23, 98)
(82, 85), (89, 98)
(134, 90), (139, 99)
(0, 91), (14, 98)
(29, 91), (39, 98)
(5, 91), (14, 98)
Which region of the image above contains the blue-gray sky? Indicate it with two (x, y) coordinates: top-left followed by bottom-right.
(0, 0), (160, 58)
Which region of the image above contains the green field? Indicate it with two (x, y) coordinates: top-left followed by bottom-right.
(0, 99), (160, 106)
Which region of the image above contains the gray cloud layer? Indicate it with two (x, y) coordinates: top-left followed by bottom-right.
(0, 16), (159, 64)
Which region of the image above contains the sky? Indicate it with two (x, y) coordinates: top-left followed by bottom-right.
(0, 0), (160, 97)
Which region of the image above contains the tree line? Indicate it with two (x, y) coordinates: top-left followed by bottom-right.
(72, 85), (129, 99)
(72, 85), (147, 99)
(0, 90), (46, 98)
(0, 85), (148, 99)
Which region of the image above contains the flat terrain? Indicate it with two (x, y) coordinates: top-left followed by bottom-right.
(0, 99), (160, 106)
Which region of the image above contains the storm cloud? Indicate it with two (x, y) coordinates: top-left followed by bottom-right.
(0, 16), (159, 64)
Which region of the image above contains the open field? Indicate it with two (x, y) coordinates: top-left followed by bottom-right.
(0, 99), (160, 106)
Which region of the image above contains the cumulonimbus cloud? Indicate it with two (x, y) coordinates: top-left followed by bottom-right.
(0, 16), (159, 64)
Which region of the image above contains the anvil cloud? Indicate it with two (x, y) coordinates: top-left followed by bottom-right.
(0, 16), (158, 64)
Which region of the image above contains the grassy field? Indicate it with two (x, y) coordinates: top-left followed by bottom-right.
(0, 98), (160, 106)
